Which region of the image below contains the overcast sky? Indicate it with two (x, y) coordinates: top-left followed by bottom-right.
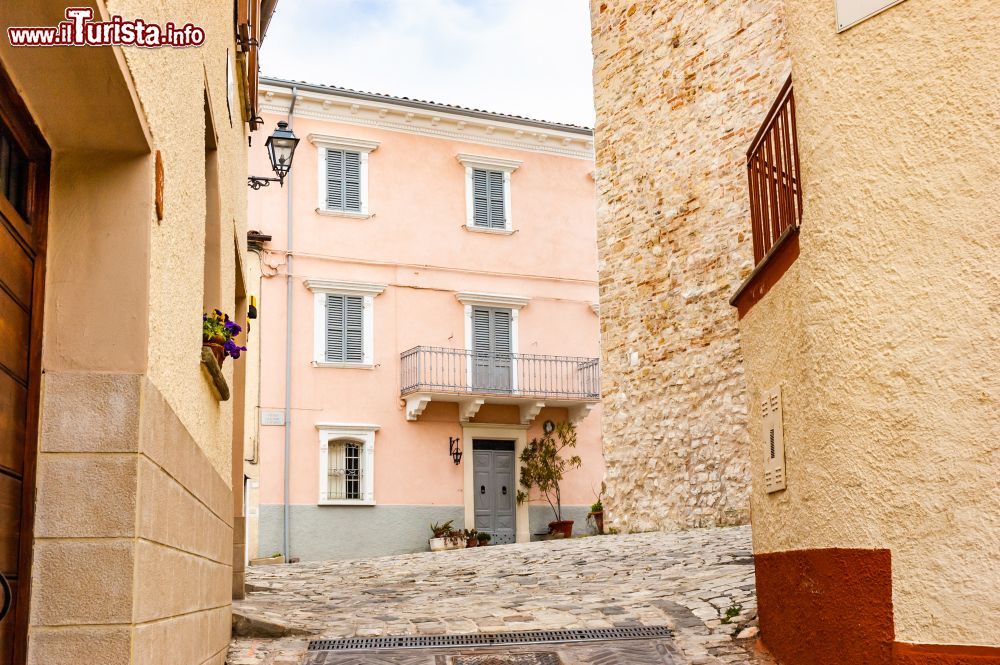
(260, 0), (596, 127)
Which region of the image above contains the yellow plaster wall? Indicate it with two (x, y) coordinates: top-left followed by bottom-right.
(105, 0), (252, 484)
(741, 0), (1000, 647)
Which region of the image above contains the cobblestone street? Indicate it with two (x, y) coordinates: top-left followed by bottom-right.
(229, 526), (773, 665)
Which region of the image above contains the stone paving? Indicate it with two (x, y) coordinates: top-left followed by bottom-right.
(228, 526), (773, 665)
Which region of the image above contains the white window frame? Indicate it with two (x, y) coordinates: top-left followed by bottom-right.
(317, 423), (378, 506)
(310, 133), (380, 218)
(456, 292), (528, 391)
(456, 153), (522, 233)
(305, 279), (386, 368)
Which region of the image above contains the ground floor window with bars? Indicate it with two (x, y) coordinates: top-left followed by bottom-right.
(318, 425), (377, 505)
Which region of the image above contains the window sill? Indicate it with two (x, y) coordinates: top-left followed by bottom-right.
(464, 224), (515, 236)
(318, 500), (376, 507)
(315, 208), (372, 220)
(200, 347), (231, 401)
(729, 225), (800, 320)
(311, 361), (375, 369)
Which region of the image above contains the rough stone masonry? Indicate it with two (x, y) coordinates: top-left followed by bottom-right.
(590, 0), (791, 530)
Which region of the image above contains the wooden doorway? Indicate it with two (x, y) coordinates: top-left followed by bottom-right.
(0, 62), (50, 664)
(472, 440), (516, 545)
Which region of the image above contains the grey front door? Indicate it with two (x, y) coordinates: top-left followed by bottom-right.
(472, 306), (512, 392)
(473, 440), (516, 545)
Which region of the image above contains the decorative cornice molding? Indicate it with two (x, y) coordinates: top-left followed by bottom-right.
(308, 133), (380, 153)
(315, 423), (381, 432)
(456, 153), (522, 172)
(456, 291), (530, 310)
(260, 86), (594, 160)
(304, 279), (387, 297)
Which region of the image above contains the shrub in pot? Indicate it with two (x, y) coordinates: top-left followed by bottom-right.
(476, 531), (491, 546)
(516, 421), (582, 540)
(429, 520), (454, 552)
(464, 529), (479, 547)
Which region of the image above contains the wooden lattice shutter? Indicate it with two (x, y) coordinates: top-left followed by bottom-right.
(492, 309), (511, 354)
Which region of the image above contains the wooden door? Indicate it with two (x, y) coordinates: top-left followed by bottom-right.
(471, 307), (513, 393)
(0, 63), (50, 664)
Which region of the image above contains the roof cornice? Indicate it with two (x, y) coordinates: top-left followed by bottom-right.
(260, 79), (595, 160)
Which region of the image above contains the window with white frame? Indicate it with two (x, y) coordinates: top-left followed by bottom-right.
(318, 424), (377, 505)
(456, 153), (522, 232)
(305, 279), (386, 367)
(309, 134), (380, 217)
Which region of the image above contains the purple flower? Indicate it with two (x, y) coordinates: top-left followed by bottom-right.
(224, 320), (242, 336)
(224, 339), (247, 359)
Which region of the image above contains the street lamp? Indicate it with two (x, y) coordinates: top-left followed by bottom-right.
(248, 121), (300, 190)
(449, 436), (463, 465)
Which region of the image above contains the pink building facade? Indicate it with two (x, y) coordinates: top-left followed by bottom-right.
(249, 78), (603, 560)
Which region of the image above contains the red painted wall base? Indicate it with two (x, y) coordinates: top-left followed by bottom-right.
(755, 548), (1000, 665)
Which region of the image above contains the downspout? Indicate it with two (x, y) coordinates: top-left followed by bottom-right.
(282, 86), (298, 560)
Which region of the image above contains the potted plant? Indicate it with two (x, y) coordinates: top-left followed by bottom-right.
(516, 421), (582, 540)
(587, 482), (606, 535)
(476, 531), (491, 546)
(464, 529), (479, 548)
(429, 520), (454, 552)
(202, 309), (247, 365)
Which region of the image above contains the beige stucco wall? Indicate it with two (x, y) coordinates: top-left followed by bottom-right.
(590, 0), (790, 532)
(742, 0), (1000, 648)
(106, 0), (250, 484)
(2, 1), (254, 662)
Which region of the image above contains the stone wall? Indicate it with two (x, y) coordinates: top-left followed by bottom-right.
(590, 0), (791, 530)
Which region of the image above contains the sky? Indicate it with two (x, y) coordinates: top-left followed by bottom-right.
(260, 0), (596, 128)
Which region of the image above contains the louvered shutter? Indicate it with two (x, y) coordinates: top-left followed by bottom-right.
(325, 150), (362, 212)
(473, 307), (492, 354)
(472, 169), (489, 227)
(325, 149), (344, 210)
(492, 309), (511, 354)
(344, 151), (362, 211)
(344, 295), (364, 362)
(325, 294), (365, 362)
(325, 294), (345, 362)
(488, 171), (506, 229)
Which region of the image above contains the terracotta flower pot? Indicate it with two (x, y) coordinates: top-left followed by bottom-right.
(548, 520), (574, 539)
(466, 537), (478, 548)
(203, 343), (225, 366)
(590, 511), (605, 535)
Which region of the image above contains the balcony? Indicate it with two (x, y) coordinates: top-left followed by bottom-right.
(400, 346), (600, 424)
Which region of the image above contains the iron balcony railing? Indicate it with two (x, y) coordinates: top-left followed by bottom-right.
(400, 346), (600, 400)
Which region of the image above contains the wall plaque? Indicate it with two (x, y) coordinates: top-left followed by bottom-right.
(836, 0), (908, 32)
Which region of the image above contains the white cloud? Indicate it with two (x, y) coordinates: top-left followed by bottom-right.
(260, 0), (595, 127)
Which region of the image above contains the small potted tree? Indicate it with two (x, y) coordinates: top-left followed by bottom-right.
(587, 482), (606, 535)
(516, 421), (582, 540)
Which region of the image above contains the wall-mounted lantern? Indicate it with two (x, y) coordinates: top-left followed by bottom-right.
(248, 121), (300, 190)
(449, 436), (463, 465)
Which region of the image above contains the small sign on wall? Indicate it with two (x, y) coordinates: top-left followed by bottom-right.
(836, 0), (908, 32)
(260, 410), (285, 426)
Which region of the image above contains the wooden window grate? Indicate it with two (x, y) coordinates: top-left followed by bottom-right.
(746, 75), (802, 264)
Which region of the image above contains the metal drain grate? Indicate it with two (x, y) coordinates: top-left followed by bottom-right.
(307, 626), (673, 652)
